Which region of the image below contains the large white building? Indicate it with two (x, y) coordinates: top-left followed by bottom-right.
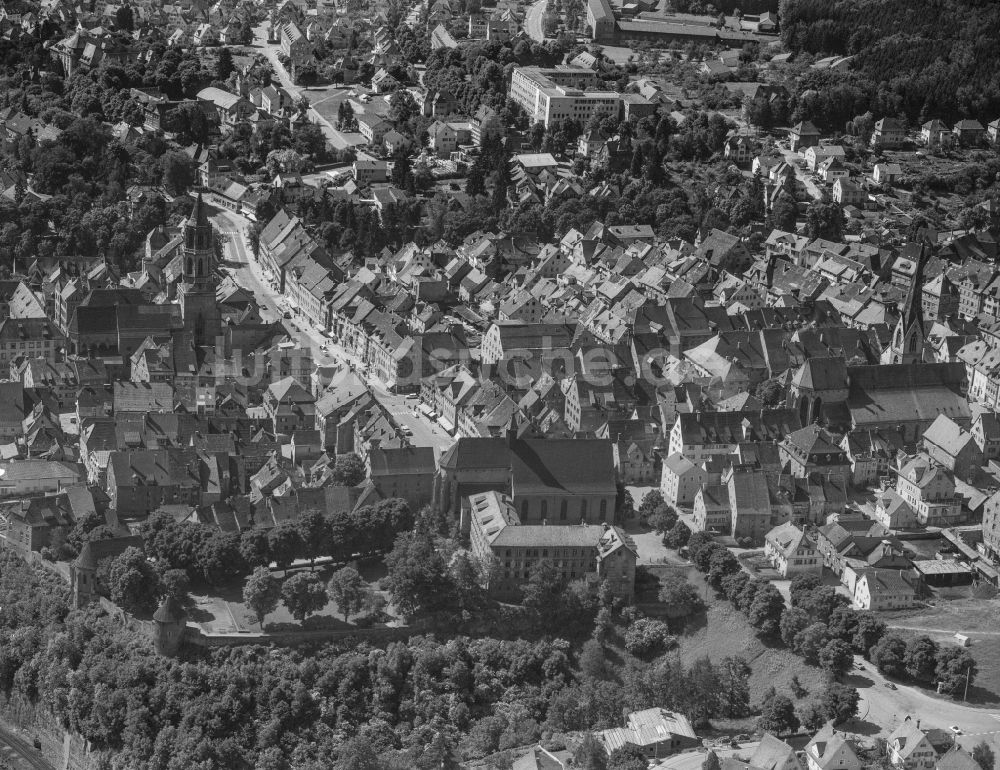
(509, 66), (621, 128)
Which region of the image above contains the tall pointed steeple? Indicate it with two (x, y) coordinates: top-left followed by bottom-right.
(888, 243), (927, 365)
(184, 193), (214, 257)
(900, 242), (926, 335)
(178, 193), (220, 350)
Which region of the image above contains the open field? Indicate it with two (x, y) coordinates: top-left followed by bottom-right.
(660, 567), (830, 704)
(880, 597), (1000, 706)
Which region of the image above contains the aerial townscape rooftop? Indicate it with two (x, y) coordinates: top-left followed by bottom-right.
(0, 0), (998, 765)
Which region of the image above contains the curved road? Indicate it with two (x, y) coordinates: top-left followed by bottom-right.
(525, 0), (549, 42)
(849, 655), (1000, 753)
(0, 723), (53, 770)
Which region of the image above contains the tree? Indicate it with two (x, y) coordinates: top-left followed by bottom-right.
(159, 151), (195, 195)
(663, 520), (691, 549)
(798, 586), (849, 621)
(805, 200), (845, 241)
(658, 575), (704, 618)
(391, 153), (412, 188)
(607, 746), (647, 770)
(239, 19), (254, 45)
(337, 736), (381, 770)
(789, 574), (824, 607)
(780, 607), (811, 648)
(216, 47), (234, 81)
(757, 693), (799, 736)
(936, 647), (976, 698)
(574, 734), (607, 770)
(747, 582), (785, 637)
(703, 751), (721, 770)
(904, 636), (940, 683)
(852, 614), (886, 656)
(820, 682), (859, 725)
(799, 700), (827, 731)
(465, 161), (487, 197)
(281, 572), (328, 622)
(769, 190), (798, 232)
(686, 532), (715, 565)
(243, 566), (281, 627)
(332, 453), (366, 486)
(973, 742), (996, 770)
(639, 490), (666, 519)
(717, 656), (752, 718)
(819, 639), (854, 680)
(794, 622), (831, 663)
(870, 633), (907, 678)
(383, 531), (455, 618)
(267, 522), (303, 571)
(521, 560), (570, 623)
(647, 505), (677, 535)
(418, 732), (460, 770)
(754, 378), (784, 407)
(102, 547), (160, 615)
(706, 548), (741, 589)
(199, 531), (246, 586)
(327, 566), (365, 620)
(115, 4), (134, 30)
(827, 605), (860, 644)
(163, 102), (210, 145)
(579, 639), (608, 680)
(388, 89), (417, 126)
(160, 569), (190, 604)
(624, 618), (676, 657)
(296, 509), (330, 570)
(239, 529), (271, 569)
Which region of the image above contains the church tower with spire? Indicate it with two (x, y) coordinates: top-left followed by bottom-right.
(886, 245), (927, 365)
(177, 194), (221, 350)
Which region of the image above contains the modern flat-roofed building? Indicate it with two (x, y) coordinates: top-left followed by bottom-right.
(509, 66), (621, 128)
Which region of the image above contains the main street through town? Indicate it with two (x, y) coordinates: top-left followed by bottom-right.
(211, 207), (455, 455)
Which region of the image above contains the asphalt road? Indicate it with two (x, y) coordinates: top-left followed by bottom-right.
(212, 208), (454, 455)
(779, 146), (824, 201)
(0, 723), (53, 770)
(525, 0), (549, 41)
(250, 26), (359, 151)
(846, 654), (1000, 752)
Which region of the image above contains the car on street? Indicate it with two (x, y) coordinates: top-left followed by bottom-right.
(884, 682), (896, 689)
(951, 726), (962, 735)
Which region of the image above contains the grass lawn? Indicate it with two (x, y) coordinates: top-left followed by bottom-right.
(672, 569), (830, 705)
(187, 558), (400, 634)
(880, 596), (1000, 705)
